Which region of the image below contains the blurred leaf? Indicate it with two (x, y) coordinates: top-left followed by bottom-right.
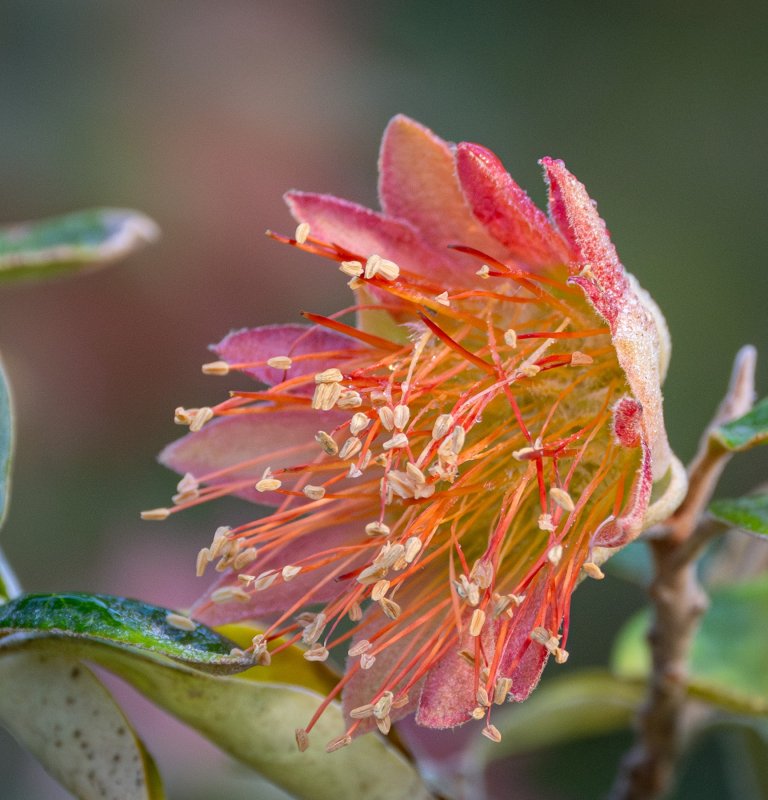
(712, 397), (768, 451)
(0, 634), (432, 800)
(613, 575), (768, 714)
(0, 356), (20, 604)
(0, 208), (158, 282)
(0, 592), (251, 671)
(474, 670), (643, 763)
(710, 494), (768, 536)
(0, 647), (164, 800)
(217, 622), (339, 695)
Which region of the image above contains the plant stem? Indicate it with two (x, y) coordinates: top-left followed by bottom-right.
(609, 346), (756, 800)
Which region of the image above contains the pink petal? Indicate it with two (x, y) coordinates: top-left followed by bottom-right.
(160, 409), (347, 506)
(378, 115), (506, 259)
(214, 323), (362, 390)
(456, 143), (570, 268)
(541, 157), (672, 483)
(285, 191), (470, 288)
(191, 520), (366, 625)
(342, 587), (436, 734)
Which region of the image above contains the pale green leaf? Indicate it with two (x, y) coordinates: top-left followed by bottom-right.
(0, 635), (432, 800)
(712, 397), (768, 451)
(710, 494), (768, 537)
(0, 647), (163, 799)
(0, 208), (158, 282)
(613, 575), (768, 714)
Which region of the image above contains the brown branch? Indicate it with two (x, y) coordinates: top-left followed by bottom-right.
(609, 345), (756, 800)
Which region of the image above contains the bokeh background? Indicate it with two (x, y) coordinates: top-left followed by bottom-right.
(1, 1), (767, 798)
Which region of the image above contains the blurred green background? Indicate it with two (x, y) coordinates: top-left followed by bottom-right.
(1, 1), (766, 797)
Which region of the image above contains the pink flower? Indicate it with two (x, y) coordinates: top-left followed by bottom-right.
(146, 116), (684, 749)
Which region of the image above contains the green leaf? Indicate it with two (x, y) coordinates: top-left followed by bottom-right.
(0, 592), (251, 671)
(710, 494), (768, 536)
(0, 647), (164, 799)
(613, 575), (768, 714)
(0, 208), (158, 282)
(474, 670), (643, 763)
(0, 356), (20, 604)
(0, 634), (432, 800)
(712, 397), (768, 451)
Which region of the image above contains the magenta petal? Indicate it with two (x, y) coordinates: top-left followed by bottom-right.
(456, 143), (570, 267)
(191, 521), (365, 625)
(285, 191), (469, 288)
(378, 115), (505, 259)
(160, 409), (347, 506)
(214, 323), (362, 390)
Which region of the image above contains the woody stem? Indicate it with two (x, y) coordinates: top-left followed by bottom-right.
(609, 345), (756, 800)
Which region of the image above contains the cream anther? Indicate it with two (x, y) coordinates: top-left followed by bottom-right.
(266, 356), (293, 370)
(202, 360), (230, 376)
(294, 222), (310, 244)
(550, 486), (575, 513)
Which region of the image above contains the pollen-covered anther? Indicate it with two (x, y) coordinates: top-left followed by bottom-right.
(201, 360), (230, 376)
(470, 559), (494, 589)
(518, 363), (541, 378)
(294, 222), (310, 244)
(349, 703), (375, 719)
(513, 446), (538, 461)
(282, 565), (301, 581)
(503, 329), (517, 348)
(547, 544), (564, 566)
(364, 254), (382, 279)
(339, 436), (362, 460)
(378, 406), (395, 431)
(476, 264), (491, 279)
(382, 432), (408, 450)
(195, 547), (211, 577)
(494, 677), (513, 705)
(373, 691), (394, 721)
(210, 586), (251, 604)
(476, 686), (491, 707)
(349, 412), (370, 436)
(582, 561), (606, 580)
(315, 368), (344, 384)
(189, 407), (214, 433)
(174, 406), (192, 426)
(165, 612), (197, 631)
(365, 521), (390, 537)
(455, 575), (481, 607)
(303, 644), (329, 662)
(376, 258), (400, 281)
(175, 471), (199, 498)
(348, 602), (362, 621)
(295, 728), (309, 752)
(233, 547), (259, 569)
(538, 513), (555, 532)
(482, 724), (502, 743)
(376, 716), (392, 735)
(255, 477), (282, 492)
(379, 597), (401, 619)
(371, 579), (390, 602)
(554, 647), (570, 664)
(405, 462), (426, 485)
(339, 259), (363, 277)
(530, 626), (561, 655)
(253, 570), (279, 591)
(470, 706), (486, 720)
(435, 291), (450, 306)
(325, 735), (352, 754)
(550, 486), (576, 513)
(360, 653), (376, 670)
(469, 608), (487, 637)
(570, 351), (593, 366)
(266, 355), (293, 370)
(315, 430), (338, 456)
(404, 536), (422, 563)
(393, 404), (410, 430)
(141, 507), (170, 521)
(302, 484), (326, 501)
(337, 389), (362, 409)
(300, 612), (326, 645)
(431, 413), (455, 440)
(348, 639), (372, 657)
(312, 380), (342, 411)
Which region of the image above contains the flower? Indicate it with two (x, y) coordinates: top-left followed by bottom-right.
(146, 116), (685, 749)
